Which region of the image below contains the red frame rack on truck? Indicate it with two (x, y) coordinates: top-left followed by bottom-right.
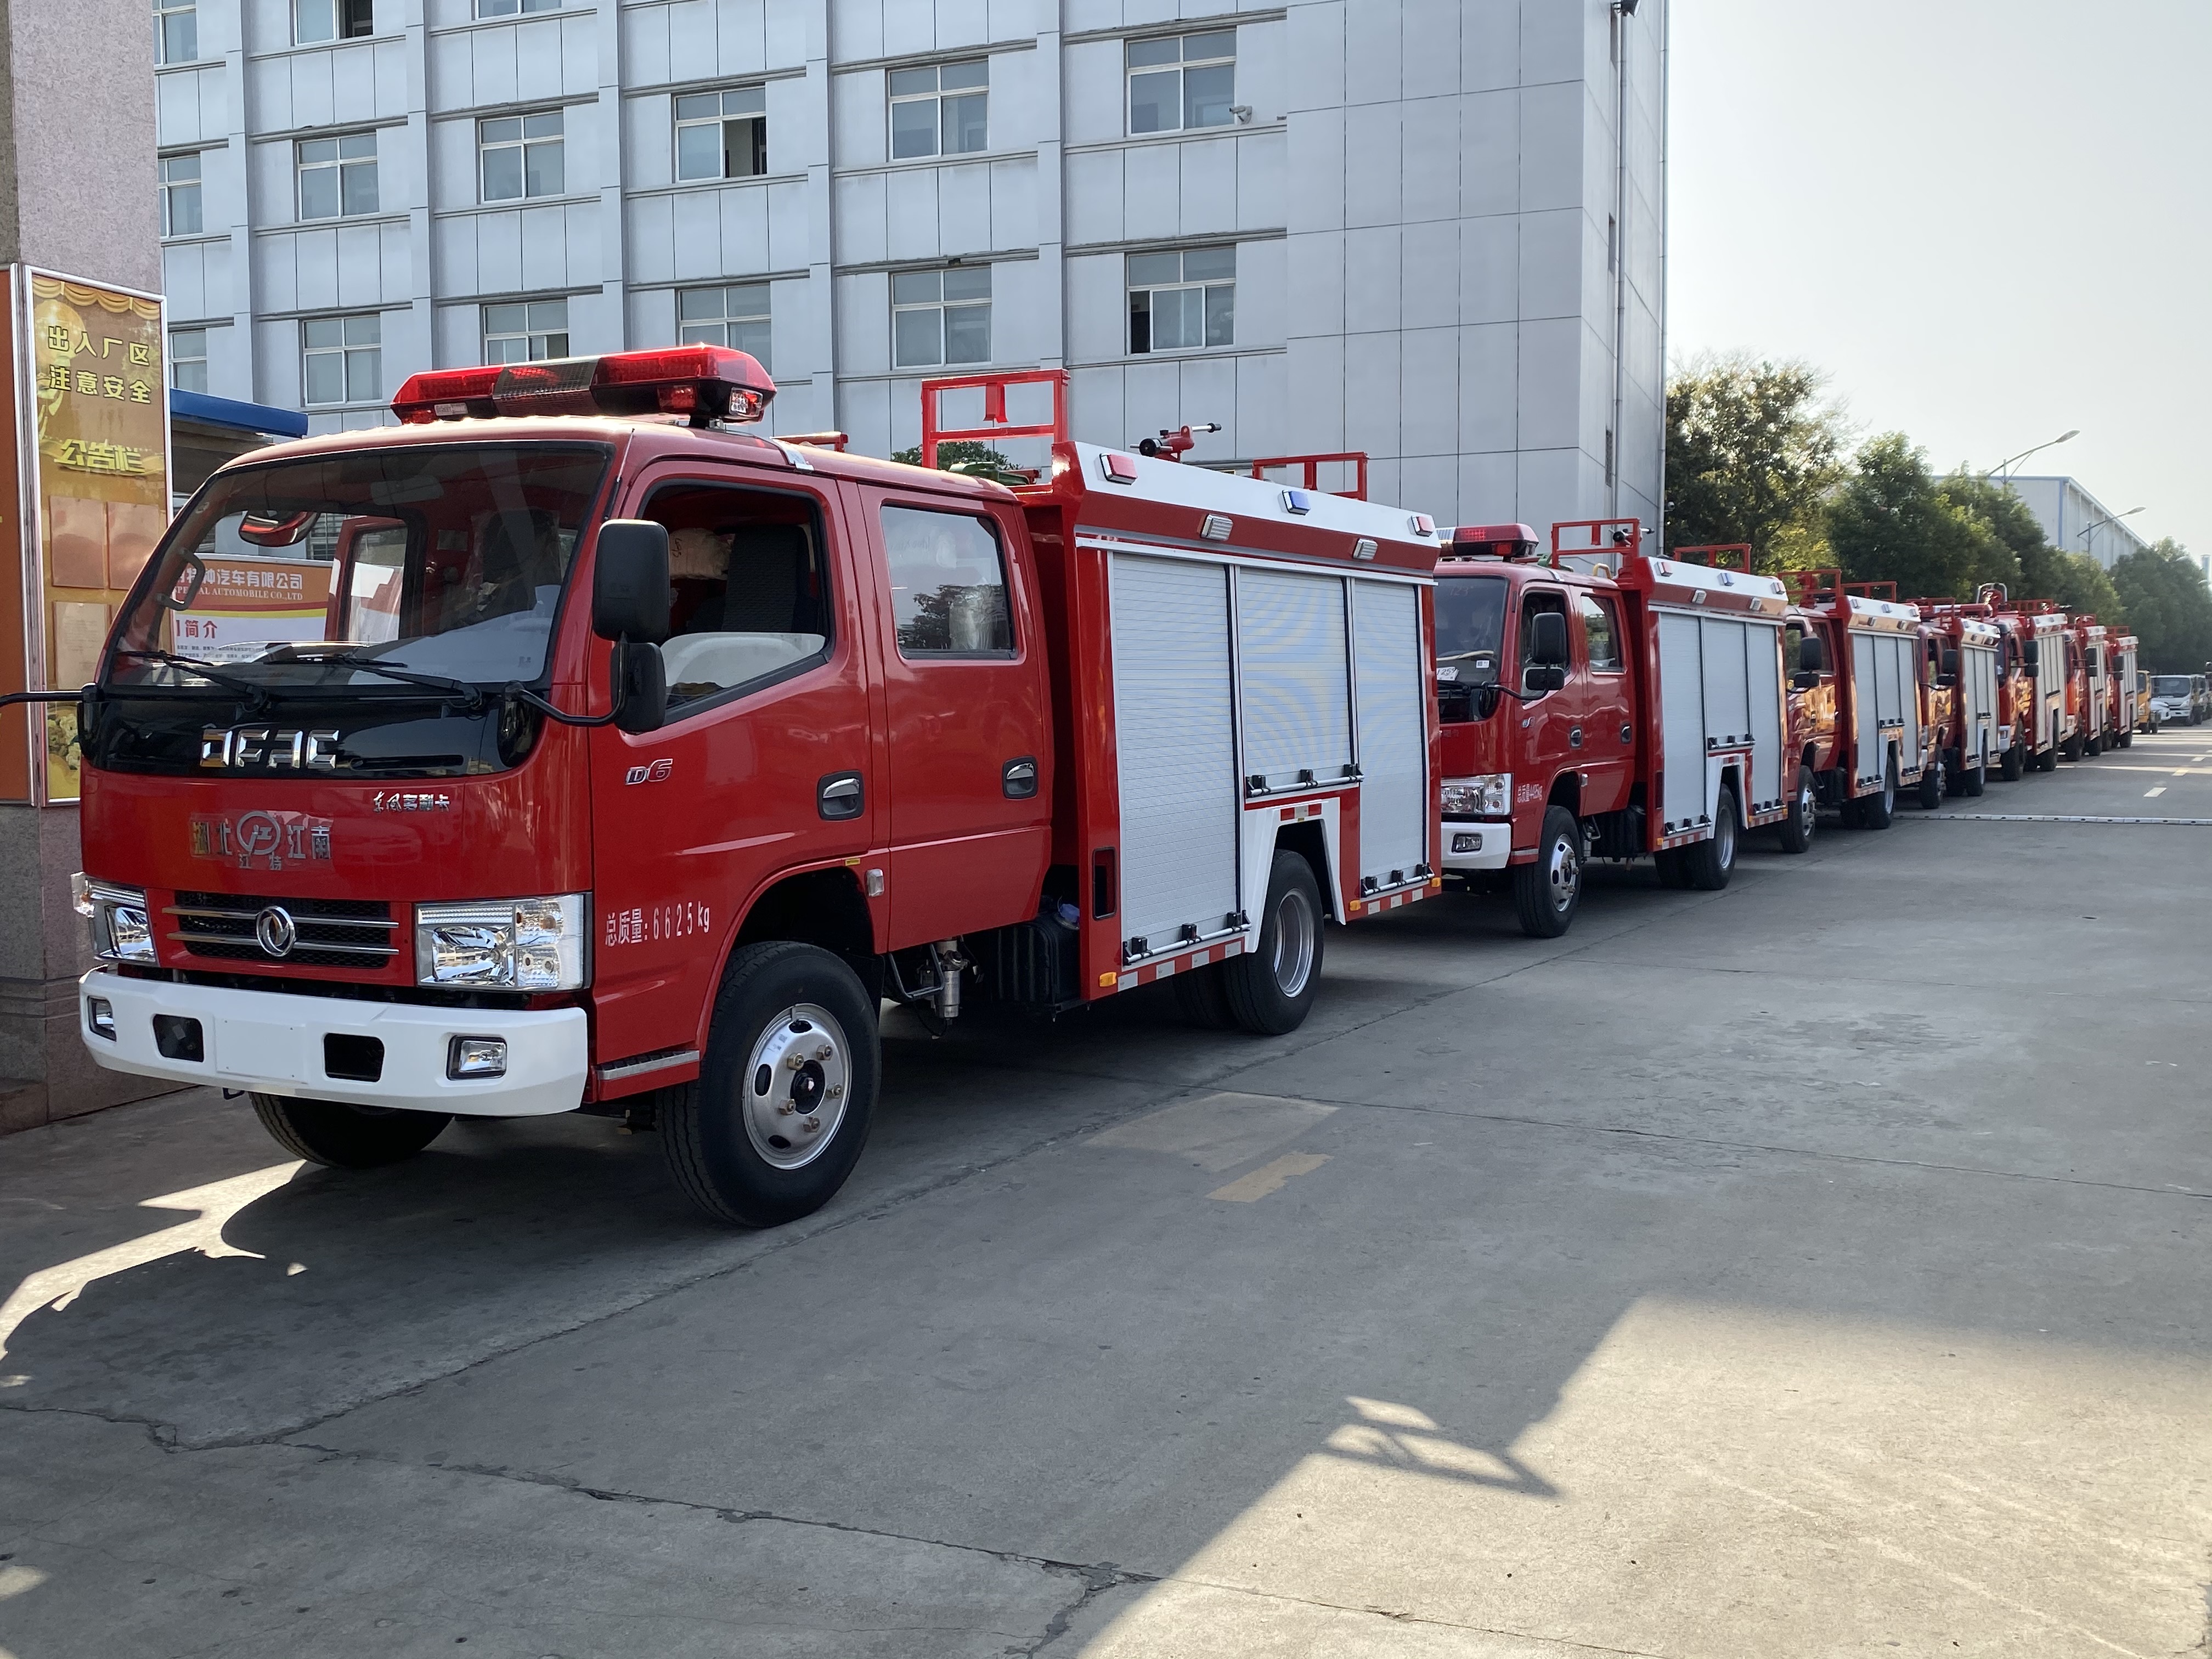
(69, 352), (1441, 1227)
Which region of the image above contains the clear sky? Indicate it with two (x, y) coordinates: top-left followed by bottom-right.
(1667, 1), (2212, 557)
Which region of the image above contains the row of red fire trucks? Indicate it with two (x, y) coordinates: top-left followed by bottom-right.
(52, 352), (2140, 1228)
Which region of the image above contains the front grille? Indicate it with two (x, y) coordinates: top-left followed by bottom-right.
(168, 890), (399, 970)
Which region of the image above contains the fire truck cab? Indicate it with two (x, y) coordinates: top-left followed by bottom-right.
(71, 349), (1441, 1227)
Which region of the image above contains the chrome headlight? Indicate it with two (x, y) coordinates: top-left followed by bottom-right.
(1442, 774), (1511, 817)
(78, 876), (156, 964)
(415, 894), (588, 991)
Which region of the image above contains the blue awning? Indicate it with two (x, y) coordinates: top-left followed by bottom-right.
(168, 387), (308, 440)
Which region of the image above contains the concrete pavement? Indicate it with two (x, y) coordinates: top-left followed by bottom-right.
(1, 736), (2208, 1657)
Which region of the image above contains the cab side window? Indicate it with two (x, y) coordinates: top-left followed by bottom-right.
(1518, 589), (1568, 692)
(642, 481), (832, 711)
(881, 505), (1015, 658)
(1575, 592), (1622, 672)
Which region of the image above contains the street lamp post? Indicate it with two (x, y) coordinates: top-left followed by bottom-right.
(1986, 429), (2080, 482)
(2076, 505), (2145, 563)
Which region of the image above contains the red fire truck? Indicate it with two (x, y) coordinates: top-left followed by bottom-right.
(67, 350), (1441, 1226)
(1999, 601), (2078, 769)
(2103, 630), (2141, 748)
(1779, 572), (1928, 828)
(1906, 604), (2000, 795)
(2072, 614), (2132, 753)
(1436, 523), (1792, 936)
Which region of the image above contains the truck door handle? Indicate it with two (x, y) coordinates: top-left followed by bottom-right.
(1621, 723), (1633, 744)
(817, 771), (864, 820)
(1002, 755), (1039, 799)
(1568, 726), (1583, 748)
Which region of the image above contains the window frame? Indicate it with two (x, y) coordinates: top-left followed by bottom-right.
(158, 151), (203, 238)
(1126, 245), (1234, 355)
(473, 0), (560, 14)
(170, 328), (210, 394)
(672, 85), (768, 182)
(1574, 591), (1624, 674)
(478, 110), (566, 204)
(675, 283), (772, 367)
(154, 0), (198, 65)
(877, 501), (1019, 662)
(633, 475), (840, 724)
(295, 0), (373, 44)
(1125, 29), (1236, 137)
(300, 311), (382, 408)
(889, 266), (992, 370)
(296, 131), (379, 222)
(886, 59), (989, 161)
(481, 298), (571, 365)
(1516, 587), (1570, 694)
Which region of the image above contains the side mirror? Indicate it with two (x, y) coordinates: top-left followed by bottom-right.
(1940, 647), (1959, 679)
(1524, 664), (1567, 693)
(1527, 610), (1569, 668)
(592, 520), (672, 644)
(614, 640), (667, 735)
(2022, 641), (2040, 669)
(1797, 633), (1827, 674)
(1790, 669), (1822, 691)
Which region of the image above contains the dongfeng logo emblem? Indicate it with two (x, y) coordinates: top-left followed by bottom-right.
(255, 905), (298, 958)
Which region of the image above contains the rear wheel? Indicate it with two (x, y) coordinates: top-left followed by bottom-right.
(1222, 849), (1324, 1036)
(1652, 847), (1688, 889)
(1916, 757), (1944, 810)
(1776, 764), (1816, 855)
(2085, 730), (2103, 757)
(2036, 742), (2059, 772)
(1855, 754), (1897, 830)
(1511, 805), (1584, 938)
(1680, 785), (1739, 890)
(1170, 960), (1236, 1029)
(2062, 731), (2085, 762)
(1963, 741), (1987, 797)
(2000, 741), (2025, 782)
(2119, 729), (2134, 748)
(661, 941), (878, 1228)
(251, 1094), (450, 1168)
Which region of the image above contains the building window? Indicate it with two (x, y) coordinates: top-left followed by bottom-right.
(1127, 247), (1233, 353)
(295, 0), (373, 44)
(302, 312), (380, 405)
(888, 60), (987, 160)
(159, 153), (203, 238)
(891, 266), (990, 369)
(480, 111), (564, 202)
(475, 0), (558, 13)
(677, 283), (771, 366)
(1126, 30), (1234, 135)
(674, 87), (767, 181)
(483, 299), (569, 364)
(154, 0), (197, 65)
(297, 132), (377, 221)
(170, 328), (209, 394)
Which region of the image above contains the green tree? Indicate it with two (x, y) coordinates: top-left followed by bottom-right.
(2111, 539), (2212, 672)
(889, 439), (1025, 483)
(1939, 470), (2124, 623)
(1664, 354), (1847, 570)
(1825, 434), (2015, 600)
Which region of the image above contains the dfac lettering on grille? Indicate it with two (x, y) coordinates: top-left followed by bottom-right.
(201, 726), (343, 769)
(167, 890), (398, 968)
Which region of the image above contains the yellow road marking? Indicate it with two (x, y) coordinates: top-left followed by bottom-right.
(1209, 1152), (1330, 1202)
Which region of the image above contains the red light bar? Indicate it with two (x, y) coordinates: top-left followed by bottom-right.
(391, 346), (776, 426)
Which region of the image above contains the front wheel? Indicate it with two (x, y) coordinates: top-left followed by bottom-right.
(251, 1093), (450, 1168)
(1511, 805), (1583, 938)
(1222, 849), (1324, 1035)
(1776, 764), (1816, 854)
(1680, 785), (1739, 890)
(662, 941), (879, 1228)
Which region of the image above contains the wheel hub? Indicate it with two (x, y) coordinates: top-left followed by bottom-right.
(1270, 887), (1317, 998)
(1548, 834), (1580, 911)
(742, 1005), (850, 1170)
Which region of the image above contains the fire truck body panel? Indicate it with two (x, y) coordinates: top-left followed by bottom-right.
(1844, 599), (1926, 793)
(1913, 610), (2001, 778)
(2108, 634), (2140, 741)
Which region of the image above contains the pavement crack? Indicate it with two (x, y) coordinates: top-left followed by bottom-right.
(1148, 1574), (1675, 1656)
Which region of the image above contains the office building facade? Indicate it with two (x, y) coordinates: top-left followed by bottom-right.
(154, 0), (1667, 530)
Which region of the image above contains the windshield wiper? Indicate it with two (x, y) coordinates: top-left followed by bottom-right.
(266, 647), (486, 712)
(111, 650), (277, 712)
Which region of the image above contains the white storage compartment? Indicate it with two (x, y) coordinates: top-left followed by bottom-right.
(1238, 568), (1352, 792)
(1351, 578), (1427, 883)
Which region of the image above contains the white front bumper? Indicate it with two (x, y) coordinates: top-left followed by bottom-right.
(79, 969), (589, 1116)
(1441, 821), (1512, 872)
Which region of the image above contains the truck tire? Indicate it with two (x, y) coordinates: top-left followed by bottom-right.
(1679, 785), (1739, 890)
(1915, 757), (1944, 810)
(2062, 731), (2085, 763)
(251, 1093), (450, 1168)
(1170, 961), (1237, 1028)
(1855, 755), (1897, 830)
(1222, 849), (1324, 1036)
(2036, 742), (2058, 772)
(2085, 730), (2103, 757)
(1963, 741), (1987, 797)
(1652, 847), (1687, 888)
(2000, 742), (2024, 782)
(1511, 805), (1583, 938)
(2119, 728), (2134, 748)
(1776, 765), (1816, 854)
(661, 940), (879, 1228)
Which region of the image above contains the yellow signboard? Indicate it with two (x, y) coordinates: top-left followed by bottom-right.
(20, 270), (168, 802)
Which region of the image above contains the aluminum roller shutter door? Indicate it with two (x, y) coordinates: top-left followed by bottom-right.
(1352, 580), (1426, 881)
(1699, 617), (1752, 747)
(1853, 633), (1881, 783)
(1657, 612), (1707, 832)
(1239, 568), (1352, 790)
(1744, 622), (1784, 809)
(1109, 554), (1241, 951)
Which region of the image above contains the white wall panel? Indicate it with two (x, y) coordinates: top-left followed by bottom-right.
(1063, 150), (1123, 247)
(1342, 324), (1401, 458)
(763, 0), (806, 66)
(833, 173), (888, 265)
(938, 0), (988, 48)
(723, 183), (775, 273)
(1286, 0), (1346, 112)
(1237, 235), (1285, 347)
(1122, 144), (1177, 242)
(1339, 104), (1400, 228)
(1516, 206), (1578, 321)
(665, 0), (716, 81)
(1342, 0), (1400, 107)
(716, 0), (771, 74)
(938, 162), (992, 255)
(1459, 321), (1516, 453)
(1178, 137), (1235, 234)
(833, 273), (890, 374)
(831, 70), (884, 169)
(881, 0), (932, 57)
(988, 159), (1035, 251)
(622, 6), (672, 88)
(765, 178), (808, 268)
(1341, 227), (1400, 334)
(1234, 129), (1284, 231)
(1233, 349), (1285, 458)
(1061, 41), (1124, 146)
(1065, 253), (1121, 362)
(884, 170), (941, 261)
(829, 0), (884, 61)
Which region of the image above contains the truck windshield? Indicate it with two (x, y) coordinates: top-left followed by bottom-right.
(2152, 676), (2190, 696)
(105, 443), (611, 693)
(1435, 575), (1506, 684)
